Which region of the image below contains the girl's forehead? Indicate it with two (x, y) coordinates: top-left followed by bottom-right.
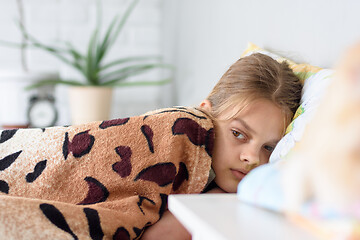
(216, 99), (249, 120)
(219, 98), (267, 120)
(219, 99), (287, 135)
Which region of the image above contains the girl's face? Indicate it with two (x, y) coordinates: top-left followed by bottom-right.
(205, 99), (285, 193)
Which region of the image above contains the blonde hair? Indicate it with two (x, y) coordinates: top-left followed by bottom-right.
(206, 53), (302, 131)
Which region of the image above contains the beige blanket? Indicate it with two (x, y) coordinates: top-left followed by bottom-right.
(0, 107), (214, 240)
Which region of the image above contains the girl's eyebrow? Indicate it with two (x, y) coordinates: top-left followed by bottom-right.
(234, 118), (256, 135)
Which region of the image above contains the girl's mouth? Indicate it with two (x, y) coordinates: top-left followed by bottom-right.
(230, 169), (248, 180)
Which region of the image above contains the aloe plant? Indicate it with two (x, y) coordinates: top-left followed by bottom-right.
(3, 0), (172, 89)
(15, 0), (28, 72)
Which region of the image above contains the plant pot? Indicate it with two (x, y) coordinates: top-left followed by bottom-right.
(68, 86), (113, 125)
(0, 70), (58, 129)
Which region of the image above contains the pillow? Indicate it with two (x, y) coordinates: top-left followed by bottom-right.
(238, 45), (360, 239)
(242, 42), (323, 84)
(237, 44), (334, 212)
(269, 69), (334, 163)
(241, 42), (334, 163)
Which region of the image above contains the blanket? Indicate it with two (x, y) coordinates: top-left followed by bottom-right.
(0, 107), (214, 240)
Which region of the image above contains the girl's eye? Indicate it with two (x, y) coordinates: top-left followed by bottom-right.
(264, 145), (275, 152)
(232, 130), (245, 139)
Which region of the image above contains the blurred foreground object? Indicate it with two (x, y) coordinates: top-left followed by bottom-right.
(282, 41), (360, 239)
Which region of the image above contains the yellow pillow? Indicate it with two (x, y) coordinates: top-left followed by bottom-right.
(242, 42), (322, 85)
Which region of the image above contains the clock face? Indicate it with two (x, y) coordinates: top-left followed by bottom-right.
(28, 99), (58, 128)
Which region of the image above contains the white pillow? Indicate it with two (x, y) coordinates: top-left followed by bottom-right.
(237, 63), (334, 213)
(269, 69), (334, 163)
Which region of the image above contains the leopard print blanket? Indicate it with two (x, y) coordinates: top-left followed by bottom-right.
(0, 107), (214, 240)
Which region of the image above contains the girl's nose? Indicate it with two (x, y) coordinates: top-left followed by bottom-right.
(240, 145), (260, 167)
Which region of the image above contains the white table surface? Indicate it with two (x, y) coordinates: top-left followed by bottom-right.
(168, 193), (317, 240)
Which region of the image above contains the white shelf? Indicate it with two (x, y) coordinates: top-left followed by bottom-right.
(169, 193), (317, 240)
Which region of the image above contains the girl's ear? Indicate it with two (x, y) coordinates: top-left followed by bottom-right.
(199, 99), (212, 112)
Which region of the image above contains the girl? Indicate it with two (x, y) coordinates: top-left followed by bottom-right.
(0, 53), (301, 240)
(142, 53), (302, 239)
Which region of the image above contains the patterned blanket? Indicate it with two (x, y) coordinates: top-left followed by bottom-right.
(0, 107), (214, 240)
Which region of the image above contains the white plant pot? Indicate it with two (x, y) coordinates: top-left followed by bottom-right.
(0, 70), (58, 128)
(68, 86), (113, 125)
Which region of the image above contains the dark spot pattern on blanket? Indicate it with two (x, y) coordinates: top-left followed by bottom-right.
(159, 194), (168, 217)
(0, 180), (9, 194)
(143, 109), (207, 120)
(39, 203), (78, 240)
(205, 128), (215, 157)
(78, 177), (109, 205)
(83, 208), (104, 240)
(134, 162), (176, 187)
(141, 125), (154, 153)
(63, 130), (95, 160)
(172, 118), (215, 157)
(133, 222), (151, 240)
(63, 132), (70, 159)
(70, 130), (95, 158)
(172, 118), (208, 145)
(0, 129), (17, 143)
(113, 146), (132, 178)
(0, 151), (22, 171)
(113, 227), (130, 240)
(137, 196), (156, 215)
(133, 226), (144, 239)
(26, 160), (47, 183)
(172, 162), (189, 191)
(99, 117), (130, 129)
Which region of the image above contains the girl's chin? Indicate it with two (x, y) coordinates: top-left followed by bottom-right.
(216, 180), (238, 193)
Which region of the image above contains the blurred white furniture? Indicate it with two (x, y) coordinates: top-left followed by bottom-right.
(168, 193), (317, 240)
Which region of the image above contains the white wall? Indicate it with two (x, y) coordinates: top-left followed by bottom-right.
(1, 0), (360, 126)
(0, 0), (165, 126)
(161, 0), (360, 107)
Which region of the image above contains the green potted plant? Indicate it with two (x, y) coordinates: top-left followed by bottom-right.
(5, 0), (172, 124)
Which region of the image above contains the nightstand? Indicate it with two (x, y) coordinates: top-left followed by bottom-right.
(168, 193), (317, 240)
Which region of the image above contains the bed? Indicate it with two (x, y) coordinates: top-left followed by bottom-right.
(2, 0), (360, 239)
(170, 42), (338, 240)
(162, 1), (360, 238)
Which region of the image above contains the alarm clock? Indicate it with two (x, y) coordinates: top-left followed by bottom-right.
(27, 95), (58, 128)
